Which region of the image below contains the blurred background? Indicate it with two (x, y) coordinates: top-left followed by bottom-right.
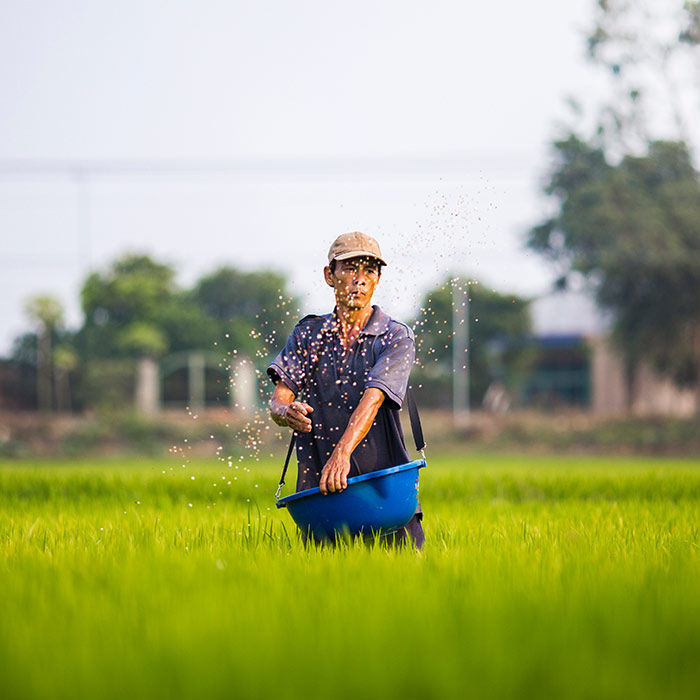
(1, 0), (699, 457)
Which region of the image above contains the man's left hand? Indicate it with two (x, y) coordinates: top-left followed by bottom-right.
(319, 450), (351, 494)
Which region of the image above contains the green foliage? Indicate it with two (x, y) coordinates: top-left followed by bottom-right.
(531, 1), (700, 402)
(681, 1), (700, 44)
(24, 295), (64, 330)
(412, 278), (532, 405)
(59, 420), (116, 455)
(53, 345), (78, 373)
(492, 414), (700, 453)
(79, 255), (178, 359)
(82, 255), (175, 323)
(64, 254), (299, 410)
(190, 267), (298, 357)
(118, 322), (168, 358)
(23, 295), (66, 412)
(77, 255), (298, 361)
(10, 332), (38, 366)
(2, 457), (700, 700)
(80, 359), (137, 410)
(157, 293), (220, 354)
(584, 0), (700, 152)
(60, 413), (191, 456)
(529, 136), (700, 387)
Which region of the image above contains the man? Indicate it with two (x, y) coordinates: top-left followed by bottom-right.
(267, 232), (424, 547)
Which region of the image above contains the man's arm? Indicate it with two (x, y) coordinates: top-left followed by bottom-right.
(319, 387), (385, 494)
(269, 381), (313, 433)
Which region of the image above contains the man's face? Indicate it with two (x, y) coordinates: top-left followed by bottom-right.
(324, 256), (382, 310)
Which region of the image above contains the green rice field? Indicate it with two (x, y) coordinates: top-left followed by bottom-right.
(2, 454), (700, 699)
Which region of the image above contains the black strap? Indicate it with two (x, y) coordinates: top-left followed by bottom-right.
(405, 386), (426, 453)
(276, 430), (297, 499)
(275, 387), (426, 499)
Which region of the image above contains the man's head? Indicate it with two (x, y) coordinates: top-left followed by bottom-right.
(324, 232), (385, 310)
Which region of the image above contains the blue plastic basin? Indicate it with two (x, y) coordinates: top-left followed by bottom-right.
(276, 459), (426, 541)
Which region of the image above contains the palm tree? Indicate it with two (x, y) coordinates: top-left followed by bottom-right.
(53, 345), (78, 413)
(24, 295), (64, 412)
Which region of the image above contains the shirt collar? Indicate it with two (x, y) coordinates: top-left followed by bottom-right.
(360, 305), (391, 336)
(321, 305), (391, 338)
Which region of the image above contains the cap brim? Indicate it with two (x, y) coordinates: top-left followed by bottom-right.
(332, 250), (387, 266)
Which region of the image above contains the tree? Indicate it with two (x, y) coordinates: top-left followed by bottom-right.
(529, 1), (700, 405)
(190, 267), (299, 358)
(24, 295), (64, 412)
(529, 135), (700, 397)
(584, 0), (700, 156)
(412, 278), (532, 407)
(53, 345), (78, 412)
(8, 252), (302, 412)
(70, 254), (303, 409)
(75, 254), (210, 410)
(78, 254), (222, 355)
(79, 254), (178, 359)
(118, 322), (168, 359)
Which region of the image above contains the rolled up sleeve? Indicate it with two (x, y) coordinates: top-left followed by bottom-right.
(365, 326), (415, 410)
(266, 326), (308, 396)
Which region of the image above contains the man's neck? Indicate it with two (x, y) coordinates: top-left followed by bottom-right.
(334, 303), (374, 348)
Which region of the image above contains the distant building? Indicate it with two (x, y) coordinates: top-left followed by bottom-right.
(588, 336), (697, 417)
(0, 359), (36, 411)
(528, 291), (698, 416)
(518, 333), (590, 410)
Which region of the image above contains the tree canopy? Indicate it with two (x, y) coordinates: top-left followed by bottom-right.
(190, 267), (297, 357)
(583, 0), (700, 155)
(412, 278), (532, 406)
(529, 136), (700, 386)
(23, 295), (65, 412)
(76, 255), (298, 362)
(79, 255), (181, 359)
(6, 254), (300, 411)
(529, 1), (700, 396)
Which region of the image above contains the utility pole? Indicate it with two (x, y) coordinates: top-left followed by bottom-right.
(188, 352), (206, 412)
(452, 279), (470, 427)
(73, 168), (92, 273)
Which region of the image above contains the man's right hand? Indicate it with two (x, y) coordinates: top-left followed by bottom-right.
(280, 401), (314, 433)
(269, 382), (314, 433)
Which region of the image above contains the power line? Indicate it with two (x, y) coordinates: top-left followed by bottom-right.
(0, 153), (536, 181)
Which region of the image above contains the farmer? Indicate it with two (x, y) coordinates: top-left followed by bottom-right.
(267, 232), (424, 547)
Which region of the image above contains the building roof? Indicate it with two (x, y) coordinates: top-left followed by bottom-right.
(530, 290), (609, 337)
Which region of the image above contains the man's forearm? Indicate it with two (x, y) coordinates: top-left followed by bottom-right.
(319, 387), (385, 493)
(269, 381), (313, 433)
(334, 388), (385, 458)
(269, 382), (294, 426)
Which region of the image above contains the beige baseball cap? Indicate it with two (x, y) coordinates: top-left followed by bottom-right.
(327, 232), (387, 266)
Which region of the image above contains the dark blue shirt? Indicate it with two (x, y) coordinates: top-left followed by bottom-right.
(267, 305), (415, 492)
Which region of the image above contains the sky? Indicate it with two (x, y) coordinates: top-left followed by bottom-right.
(0, 0), (605, 355)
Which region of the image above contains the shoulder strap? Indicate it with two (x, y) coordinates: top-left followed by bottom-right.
(275, 387), (426, 501)
(405, 386), (426, 454)
(275, 431), (297, 501)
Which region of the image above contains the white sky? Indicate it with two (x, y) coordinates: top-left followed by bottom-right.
(0, 0), (604, 354)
